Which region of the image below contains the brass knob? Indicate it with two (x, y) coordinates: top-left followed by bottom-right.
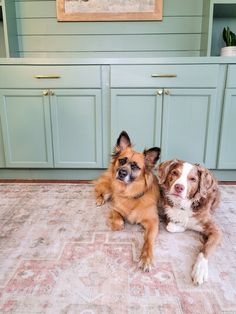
(156, 89), (163, 95)
(43, 90), (49, 96)
(164, 89), (170, 95)
(49, 90), (55, 96)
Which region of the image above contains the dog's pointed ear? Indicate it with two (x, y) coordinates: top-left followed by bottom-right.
(144, 147), (161, 170)
(114, 131), (131, 155)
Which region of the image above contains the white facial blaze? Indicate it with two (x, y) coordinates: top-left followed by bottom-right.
(165, 162), (203, 234)
(170, 162), (194, 199)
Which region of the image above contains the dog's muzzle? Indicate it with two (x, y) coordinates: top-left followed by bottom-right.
(117, 168), (128, 181)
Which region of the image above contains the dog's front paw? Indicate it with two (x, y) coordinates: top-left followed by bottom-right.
(139, 257), (152, 272)
(166, 222), (186, 233)
(109, 219), (124, 231)
(96, 193), (111, 206)
(108, 210), (124, 231)
(139, 250), (153, 272)
(96, 196), (105, 206)
(191, 252), (208, 285)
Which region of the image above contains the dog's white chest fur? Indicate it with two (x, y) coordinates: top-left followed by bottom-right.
(165, 201), (203, 233)
(166, 205), (191, 226)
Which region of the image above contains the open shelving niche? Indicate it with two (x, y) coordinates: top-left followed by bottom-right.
(0, 1), (6, 57)
(203, 0), (236, 56)
(0, 0), (19, 58)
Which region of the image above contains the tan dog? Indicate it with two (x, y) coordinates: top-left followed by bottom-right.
(157, 159), (222, 285)
(95, 131), (161, 271)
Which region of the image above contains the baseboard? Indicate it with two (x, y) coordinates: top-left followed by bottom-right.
(0, 169), (104, 181)
(212, 170), (236, 181)
(0, 168), (236, 182)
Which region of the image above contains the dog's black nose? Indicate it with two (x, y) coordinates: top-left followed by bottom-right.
(118, 168), (128, 180)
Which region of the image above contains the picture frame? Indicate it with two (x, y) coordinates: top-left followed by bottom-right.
(56, 0), (163, 22)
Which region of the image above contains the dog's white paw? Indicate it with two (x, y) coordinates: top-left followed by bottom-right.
(166, 222), (186, 233)
(191, 253), (208, 285)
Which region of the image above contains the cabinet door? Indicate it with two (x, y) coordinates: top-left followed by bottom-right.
(0, 90), (53, 167)
(218, 89), (236, 169)
(50, 89), (102, 168)
(111, 89), (162, 152)
(0, 118), (5, 167)
(161, 89), (219, 168)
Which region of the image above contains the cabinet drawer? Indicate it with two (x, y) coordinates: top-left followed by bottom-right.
(110, 64), (219, 88)
(0, 65), (101, 88)
(226, 65), (236, 88)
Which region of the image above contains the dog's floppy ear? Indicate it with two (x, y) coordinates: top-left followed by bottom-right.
(113, 131), (131, 156)
(144, 147), (161, 171)
(197, 165), (218, 199)
(157, 159), (178, 184)
(191, 164), (219, 210)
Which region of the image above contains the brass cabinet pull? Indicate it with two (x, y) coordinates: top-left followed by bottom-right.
(42, 90), (49, 96)
(42, 89), (55, 96)
(151, 74), (177, 78)
(34, 75), (61, 79)
(156, 89), (163, 95)
(164, 89), (170, 95)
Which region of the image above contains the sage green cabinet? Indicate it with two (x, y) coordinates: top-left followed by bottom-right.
(50, 89), (103, 168)
(0, 65), (103, 169)
(0, 118), (5, 167)
(0, 89), (103, 168)
(111, 87), (219, 168)
(110, 89), (162, 151)
(0, 90), (53, 167)
(161, 88), (219, 168)
(110, 64), (220, 168)
(218, 65), (236, 169)
(0, 62), (235, 175)
(218, 89), (236, 169)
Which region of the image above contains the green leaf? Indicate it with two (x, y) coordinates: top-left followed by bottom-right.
(222, 26), (236, 46)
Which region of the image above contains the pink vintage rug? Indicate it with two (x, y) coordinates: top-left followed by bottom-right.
(0, 183), (235, 313)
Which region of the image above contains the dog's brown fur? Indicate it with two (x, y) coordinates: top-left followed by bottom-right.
(94, 131), (161, 271)
(158, 159), (222, 284)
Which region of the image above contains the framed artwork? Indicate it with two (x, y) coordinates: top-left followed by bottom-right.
(56, 0), (163, 21)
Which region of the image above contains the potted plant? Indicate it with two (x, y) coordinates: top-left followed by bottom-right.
(221, 26), (236, 56)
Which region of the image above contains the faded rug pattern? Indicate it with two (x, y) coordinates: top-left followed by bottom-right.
(0, 183), (235, 313)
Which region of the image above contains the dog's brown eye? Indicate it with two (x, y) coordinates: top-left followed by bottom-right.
(190, 177), (197, 182)
(171, 170), (178, 176)
(119, 158), (127, 166)
(131, 162), (140, 171)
